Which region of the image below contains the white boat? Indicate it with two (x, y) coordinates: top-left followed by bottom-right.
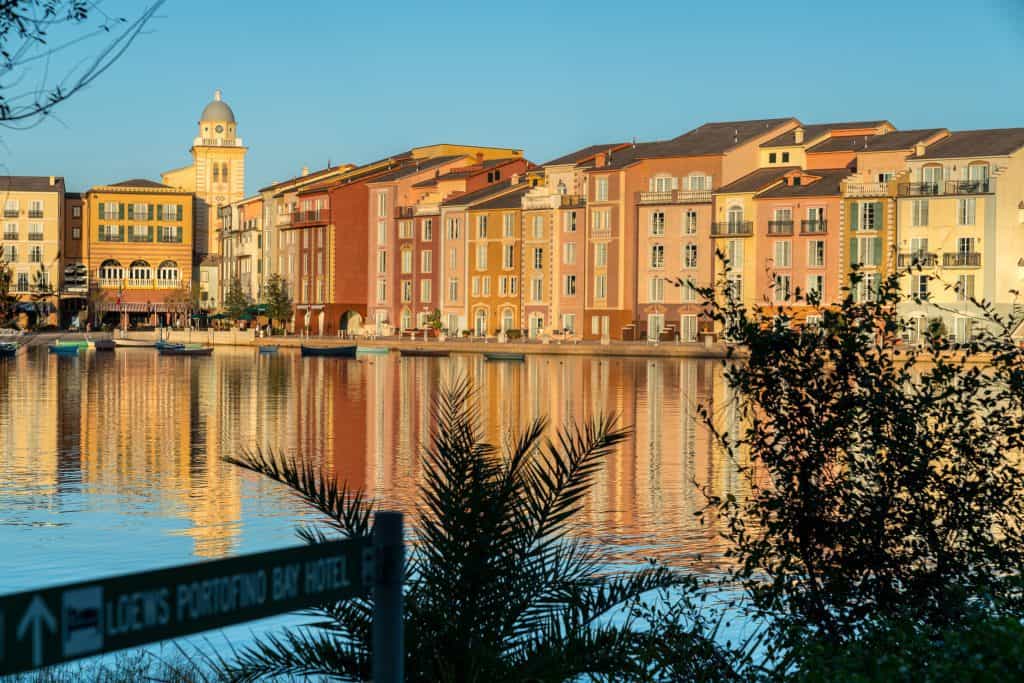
(114, 338), (156, 348)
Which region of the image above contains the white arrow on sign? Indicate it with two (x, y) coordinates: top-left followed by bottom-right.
(17, 596), (56, 667)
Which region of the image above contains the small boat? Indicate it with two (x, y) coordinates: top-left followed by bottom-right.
(159, 344), (213, 356)
(357, 346), (390, 355)
(49, 344), (82, 356)
(258, 345), (279, 354)
(484, 351), (526, 362)
(400, 348), (450, 358)
(301, 345), (357, 358)
(114, 338), (156, 348)
(54, 339), (89, 348)
(92, 339), (116, 351)
(0, 342), (18, 358)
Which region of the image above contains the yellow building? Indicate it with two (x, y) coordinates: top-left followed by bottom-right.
(466, 184), (531, 335)
(0, 175), (65, 326)
(83, 179), (194, 327)
(896, 129), (1024, 343)
(162, 89), (247, 257)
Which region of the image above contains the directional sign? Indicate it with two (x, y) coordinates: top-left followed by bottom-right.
(0, 538), (371, 676)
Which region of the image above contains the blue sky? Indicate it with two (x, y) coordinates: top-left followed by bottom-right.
(1, 0), (1022, 194)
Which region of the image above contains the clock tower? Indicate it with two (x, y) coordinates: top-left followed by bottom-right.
(190, 89), (246, 256)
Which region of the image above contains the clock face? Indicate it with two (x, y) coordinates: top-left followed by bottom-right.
(215, 125), (224, 134)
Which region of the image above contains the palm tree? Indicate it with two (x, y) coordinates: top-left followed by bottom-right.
(221, 379), (734, 682)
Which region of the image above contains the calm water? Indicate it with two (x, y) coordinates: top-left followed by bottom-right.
(0, 347), (745, 629)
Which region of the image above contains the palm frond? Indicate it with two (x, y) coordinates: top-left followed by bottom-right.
(221, 627), (367, 682)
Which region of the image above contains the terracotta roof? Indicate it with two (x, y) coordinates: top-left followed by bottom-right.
(716, 166), (798, 194)
(365, 155), (464, 183)
(109, 179), (173, 189)
(0, 175), (65, 192)
(761, 121), (889, 148)
(441, 180), (514, 207)
(468, 185), (531, 210)
(542, 143), (628, 167)
(914, 128), (1024, 159)
(258, 165), (352, 194)
(413, 158), (522, 187)
(755, 168), (851, 199)
(807, 129), (947, 154)
(587, 118), (796, 171)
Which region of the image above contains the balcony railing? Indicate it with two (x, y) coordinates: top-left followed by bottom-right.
(290, 209), (329, 226)
(637, 189), (712, 204)
(3, 209), (18, 218)
(395, 206), (415, 219)
(943, 252), (981, 268)
(898, 182), (941, 197)
(560, 194), (587, 208)
(844, 181), (890, 197)
(801, 220), (828, 234)
(27, 232), (44, 241)
(711, 221), (753, 237)
(898, 252), (938, 267)
(97, 278), (183, 290)
(28, 210), (44, 219)
(767, 220), (793, 235)
(945, 179), (990, 195)
(3, 231), (17, 240)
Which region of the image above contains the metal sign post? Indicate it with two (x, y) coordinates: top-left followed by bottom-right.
(0, 512), (405, 678)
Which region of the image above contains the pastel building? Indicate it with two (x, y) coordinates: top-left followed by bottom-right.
(218, 194), (264, 300)
(895, 128), (1024, 342)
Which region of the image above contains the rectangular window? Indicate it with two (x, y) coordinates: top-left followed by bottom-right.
(684, 210), (697, 234)
(595, 177), (608, 201)
(421, 250), (432, 273)
(533, 247), (543, 269)
(727, 240), (744, 269)
(531, 277), (543, 301)
(503, 244), (515, 269)
(471, 277), (480, 296)
(377, 221), (387, 244)
(448, 279), (458, 302)
(509, 276), (517, 296)
(683, 243), (697, 269)
(807, 274), (824, 299)
(851, 236), (882, 266)
(680, 278), (696, 302)
(595, 274), (607, 299)
(563, 242), (576, 265)
(681, 315), (698, 342)
(650, 244), (664, 269)
(378, 251), (387, 274)
(567, 211), (577, 233)
(912, 274), (929, 298)
(477, 215), (488, 238)
(531, 215), (543, 239)
(72, 227), (81, 240)
(774, 274), (791, 303)
(129, 224), (151, 242)
(17, 272), (28, 291)
(957, 274), (975, 302)
(958, 236), (976, 254)
(503, 213), (515, 237)
(449, 248), (457, 271)
(595, 243), (607, 267)
(422, 218), (433, 241)
(377, 280), (387, 303)
(398, 221), (413, 239)
(157, 226), (182, 242)
(648, 277), (664, 302)
(420, 279), (432, 303)
(958, 198), (976, 225)
(774, 240), (792, 268)
(476, 245), (487, 270)
(912, 199), (929, 227)
(769, 152), (777, 164)
(3, 222), (16, 240)
(401, 250), (412, 274)
(564, 274), (577, 296)
(781, 152), (790, 163)
(482, 277), (491, 296)
(28, 200), (43, 218)
(650, 211), (665, 236)
(401, 280), (413, 302)
(862, 202), (877, 230)
(447, 218), (461, 239)
(28, 246), (42, 263)
(808, 240), (825, 267)
(499, 276), (508, 296)
(377, 192), (387, 218)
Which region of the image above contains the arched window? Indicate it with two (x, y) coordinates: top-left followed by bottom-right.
(156, 260), (179, 283)
(128, 260), (151, 281)
(474, 309), (487, 336)
(212, 164), (220, 182)
(99, 259), (122, 281)
(727, 205), (744, 227)
(556, 180), (567, 195)
(501, 308), (515, 332)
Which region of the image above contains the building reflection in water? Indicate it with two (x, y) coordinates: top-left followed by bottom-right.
(1, 348), (751, 571)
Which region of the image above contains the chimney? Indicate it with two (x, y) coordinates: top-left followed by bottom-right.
(594, 152), (606, 168)
(49, 175), (55, 186)
(914, 142), (926, 157)
(476, 152), (484, 163)
(511, 173), (520, 185)
(301, 166), (309, 177)
(794, 127), (804, 144)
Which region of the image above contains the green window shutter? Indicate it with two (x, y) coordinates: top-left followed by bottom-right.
(148, 226), (154, 242)
(97, 202), (103, 219)
(873, 202), (883, 229)
(177, 204), (183, 220)
(157, 204), (163, 220)
(872, 237), (883, 266)
(850, 202), (859, 231)
(127, 204), (134, 220)
(849, 238), (859, 265)
(148, 204), (154, 220)
(118, 203), (125, 219)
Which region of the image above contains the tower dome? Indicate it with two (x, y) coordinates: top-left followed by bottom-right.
(200, 89), (235, 123)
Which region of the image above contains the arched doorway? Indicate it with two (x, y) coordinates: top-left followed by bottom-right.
(400, 308), (413, 331)
(128, 260), (152, 285)
(339, 310), (363, 336)
(474, 309), (488, 336)
(501, 308), (515, 332)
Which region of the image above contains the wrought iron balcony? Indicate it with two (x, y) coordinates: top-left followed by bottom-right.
(945, 179), (990, 195)
(898, 182), (941, 197)
(27, 232), (44, 241)
(943, 252), (981, 268)
(801, 220), (827, 234)
(897, 252), (938, 267)
(395, 206), (415, 219)
(27, 210), (44, 218)
(560, 194), (586, 209)
(711, 221), (753, 237)
(3, 209), (18, 218)
(767, 220), (793, 235)
(290, 209), (329, 226)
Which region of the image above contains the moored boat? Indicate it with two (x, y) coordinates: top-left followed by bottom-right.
(92, 339), (116, 351)
(114, 338), (156, 348)
(0, 342), (18, 358)
(159, 344), (213, 356)
(484, 351), (526, 362)
(400, 348), (450, 358)
(258, 345), (279, 354)
(357, 346), (390, 355)
(301, 345), (357, 358)
(49, 344), (82, 356)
